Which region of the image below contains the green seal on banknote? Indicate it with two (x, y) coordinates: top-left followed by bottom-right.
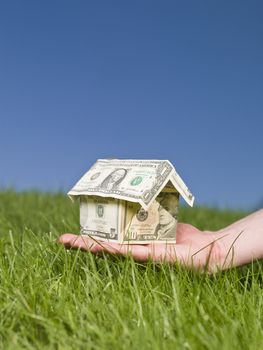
(130, 176), (143, 186)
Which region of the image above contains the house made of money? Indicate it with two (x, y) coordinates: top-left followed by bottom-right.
(68, 159), (195, 244)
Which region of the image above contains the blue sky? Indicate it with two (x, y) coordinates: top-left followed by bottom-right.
(0, 0), (262, 209)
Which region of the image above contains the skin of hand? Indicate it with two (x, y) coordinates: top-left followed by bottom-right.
(59, 209), (263, 272)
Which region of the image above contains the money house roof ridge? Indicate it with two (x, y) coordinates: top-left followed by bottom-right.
(68, 158), (194, 208)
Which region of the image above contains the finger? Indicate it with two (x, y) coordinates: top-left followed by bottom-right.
(59, 234), (151, 261)
(176, 223), (201, 243)
(59, 234), (99, 251)
(95, 241), (151, 262)
(59, 234), (190, 264)
(148, 243), (188, 264)
(95, 240), (189, 264)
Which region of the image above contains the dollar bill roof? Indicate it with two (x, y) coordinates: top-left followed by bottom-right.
(68, 159), (195, 209)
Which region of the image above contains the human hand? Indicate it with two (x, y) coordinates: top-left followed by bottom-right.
(59, 223), (223, 272)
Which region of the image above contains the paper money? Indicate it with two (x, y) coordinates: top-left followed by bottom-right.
(68, 159), (194, 244)
(68, 159), (194, 209)
(80, 192), (179, 243)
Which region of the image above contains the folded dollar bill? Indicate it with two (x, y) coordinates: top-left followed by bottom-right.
(68, 159), (194, 244)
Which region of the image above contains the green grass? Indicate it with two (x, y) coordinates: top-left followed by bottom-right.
(0, 190), (262, 350)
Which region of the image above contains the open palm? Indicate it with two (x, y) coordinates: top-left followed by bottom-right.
(59, 223), (222, 271)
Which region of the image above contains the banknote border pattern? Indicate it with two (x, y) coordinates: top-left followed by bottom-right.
(70, 160), (174, 207)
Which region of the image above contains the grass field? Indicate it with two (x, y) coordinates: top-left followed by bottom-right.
(0, 190), (262, 349)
